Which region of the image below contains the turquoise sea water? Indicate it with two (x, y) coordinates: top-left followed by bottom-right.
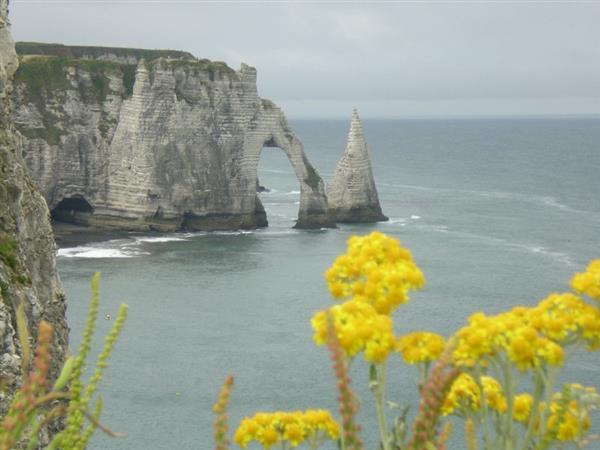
(57, 118), (600, 449)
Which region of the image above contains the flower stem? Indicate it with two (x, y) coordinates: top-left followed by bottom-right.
(520, 371), (544, 450)
(503, 363), (515, 450)
(475, 366), (492, 450)
(372, 364), (390, 450)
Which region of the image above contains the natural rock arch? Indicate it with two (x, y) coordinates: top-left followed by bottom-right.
(14, 53), (335, 231)
(243, 100), (334, 229)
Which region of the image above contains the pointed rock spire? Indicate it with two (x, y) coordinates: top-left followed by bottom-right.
(326, 108), (388, 223)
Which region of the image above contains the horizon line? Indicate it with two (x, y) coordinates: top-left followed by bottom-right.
(286, 113), (600, 120)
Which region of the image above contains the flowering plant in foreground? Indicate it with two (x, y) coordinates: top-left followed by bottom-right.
(0, 273), (127, 449)
(216, 232), (600, 450)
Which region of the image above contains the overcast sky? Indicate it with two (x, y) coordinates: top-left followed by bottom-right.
(9, 0), (600, 118)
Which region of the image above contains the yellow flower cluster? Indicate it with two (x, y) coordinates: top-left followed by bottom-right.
(547, 401), (590, 442)
(531, 292), (600, 350)
(545, 385), (599, 442)
(452, 261), (600, 370)
(453, 308), (564, 370)
(443, 378), (599, 442)
(571, 259), (600, 302)
(511, 385), (600, 443)
(396, 331), (445, 365)
(233, 410), (340, 449)
(442, 373), (507, 416)
(324, 231), (425, 315)
(311, 301), (395, 363)
(312, 232), (426, 363)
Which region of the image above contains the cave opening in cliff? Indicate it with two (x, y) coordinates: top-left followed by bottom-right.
(256, 145), (301, 228)
(50, 197), (94, 224)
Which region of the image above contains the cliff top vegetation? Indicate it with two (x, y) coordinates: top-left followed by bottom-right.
(16, 41), (194, 62)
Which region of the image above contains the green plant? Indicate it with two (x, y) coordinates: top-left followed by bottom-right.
(121, 64), (137, 98)
(0, 273), (128, 449)
(0, 236), (19, 271)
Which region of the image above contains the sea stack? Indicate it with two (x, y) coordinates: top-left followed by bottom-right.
(327, 108), (388, 223)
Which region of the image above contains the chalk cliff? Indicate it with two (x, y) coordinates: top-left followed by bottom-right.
(13, 43), (335, 230)
(0, 1), (68, 439)
(327, 109), (387, 222)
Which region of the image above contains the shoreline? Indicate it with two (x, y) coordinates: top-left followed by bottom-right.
(52, 222), (144, 248)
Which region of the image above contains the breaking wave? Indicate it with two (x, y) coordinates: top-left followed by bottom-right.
(57, 246), (149, 259)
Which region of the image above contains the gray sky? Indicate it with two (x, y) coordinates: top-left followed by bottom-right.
(9, 0), (600, 118)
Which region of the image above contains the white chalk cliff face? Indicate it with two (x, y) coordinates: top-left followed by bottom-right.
(0, 5), (67, 440)
(327, 109), (387, 223)
(13, 46), (335, 230)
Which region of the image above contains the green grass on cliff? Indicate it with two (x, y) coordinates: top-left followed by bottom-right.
(144, 58), (237, 81)
(15, 57), (138, 104)
(0, 236), (18, 271)
(14, 57), (70, 102)
(16, 41), (194, 62)
(121, 64), (137, 97)
(0, 234), (30, 286)
(15, 55), (238, 106)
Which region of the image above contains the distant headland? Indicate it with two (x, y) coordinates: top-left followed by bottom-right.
(13, 42), (386, 232)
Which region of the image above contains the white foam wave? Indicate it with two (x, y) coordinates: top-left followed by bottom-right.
(57, 246), (148, 259)
(410, 215), (421, 220)
(257, 229), (298, 236)
(284, 190), (300, 196)
(212, 230), (254, 236)
(181, 231), (208, 238)
(383, 217), (407, 225)
(135, 236), (187, 243)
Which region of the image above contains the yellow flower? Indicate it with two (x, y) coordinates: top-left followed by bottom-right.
(234, 410), (340, 449)
(283, 423), (304, 447)
(311, 300), (395, 363)
(533, 292), (600, 351)
(544, 385), (599, 443)
(442, 374), (507, 416)
(442, 373), (480, 415)
(571, 259), (600, 302)
(396, 331), (445, 365)
(453, 304), (573, 370)
(512, 393), (533, 422)
(481, 376), (507, 413)
(260, 427), (279, 448)
(324, 232), (425, 315)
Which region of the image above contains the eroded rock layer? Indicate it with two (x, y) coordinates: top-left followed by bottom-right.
(0, 1), (68, 441)
(13, 45), (335, 230)
(327, 109), (387, 223)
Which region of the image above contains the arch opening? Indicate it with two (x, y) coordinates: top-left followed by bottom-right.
(256, 145), (301, 230)
(50, 196), (94, 225)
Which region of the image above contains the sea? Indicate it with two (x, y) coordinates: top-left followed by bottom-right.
(56, 117), (600, 449)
